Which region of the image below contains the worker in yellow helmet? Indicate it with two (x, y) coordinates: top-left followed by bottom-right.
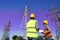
(42, 20), (52, 40)
(26, 13), (39, 40)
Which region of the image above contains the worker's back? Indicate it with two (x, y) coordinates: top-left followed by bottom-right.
(26, 19), (38, 38)
(43, 27), (52, 37)
(26, 20), (37, 27)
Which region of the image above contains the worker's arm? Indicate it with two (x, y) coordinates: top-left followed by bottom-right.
(42, 31), (46, 34)
(46, 27), (51, 33)
(35, 21), (39, 31)
(42, 27), (51, 34)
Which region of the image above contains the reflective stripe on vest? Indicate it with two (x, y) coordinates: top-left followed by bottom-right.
(26, 20), (38, 38)
(27, 33), (38, 38)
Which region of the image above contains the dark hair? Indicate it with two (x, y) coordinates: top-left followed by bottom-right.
(43, 23), (47, 25)
(30, 17), (35, 19)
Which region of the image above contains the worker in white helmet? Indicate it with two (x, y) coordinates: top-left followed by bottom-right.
(42, 20), (52, 40)
(26, 13), (39, 40)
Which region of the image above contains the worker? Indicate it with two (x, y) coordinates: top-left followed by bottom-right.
(26, 13), (39, 40)
(42, 20), (52, 40)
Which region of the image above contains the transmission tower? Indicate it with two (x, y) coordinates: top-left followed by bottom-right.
(19, 5), (29, 39)
(47, 6), (60, 40)
(2, 20), (11, 40)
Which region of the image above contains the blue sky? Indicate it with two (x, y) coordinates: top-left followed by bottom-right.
(0, 0), (60, 40)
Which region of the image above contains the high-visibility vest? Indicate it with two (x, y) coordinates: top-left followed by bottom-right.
(43, 27), (52, 37)
(26, 20), (38, 38)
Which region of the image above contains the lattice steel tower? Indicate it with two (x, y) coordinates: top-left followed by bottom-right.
(47, 6), (60, 40)
(2, 20), (11, 40)
(19, 5), (29, 39)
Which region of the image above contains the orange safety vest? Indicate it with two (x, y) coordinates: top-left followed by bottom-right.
(43, 27), (52, 37)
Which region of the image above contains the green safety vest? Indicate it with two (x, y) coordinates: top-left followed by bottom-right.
(26, 20), (38, 38)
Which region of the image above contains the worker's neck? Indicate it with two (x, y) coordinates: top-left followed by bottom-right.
(30, 19), (34, 20)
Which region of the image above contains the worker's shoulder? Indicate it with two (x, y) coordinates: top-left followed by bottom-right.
(30, 19), (37, 21)
(34, 20), (38, 22)
(33, 20), (38, 23)
(46, 26), (51, 30)
(26, 20), (35, 22)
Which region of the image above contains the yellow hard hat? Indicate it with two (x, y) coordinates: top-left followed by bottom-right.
(43, 20), (48, 25)
(30, 13), (35, 17)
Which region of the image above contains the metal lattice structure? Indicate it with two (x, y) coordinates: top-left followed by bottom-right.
(47, 6), (60, 40)
(2, 20), (11, 40)
(19, 5), (28, 39)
